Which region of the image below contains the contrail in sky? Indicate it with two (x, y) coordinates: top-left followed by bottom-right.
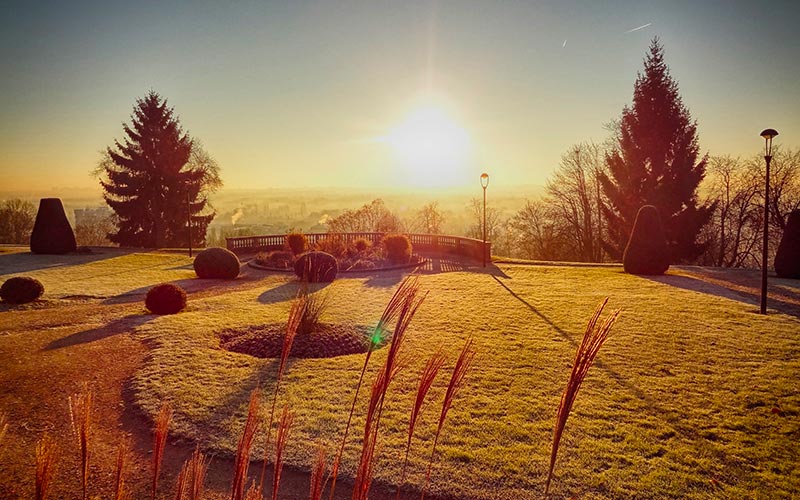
(562, 39), (567, 48)
(624, 22), (652, 33)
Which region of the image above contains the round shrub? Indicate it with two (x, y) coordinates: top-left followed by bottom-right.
(0, 277), (44, 304)
(285, 233), (308, 255)
(353, 238), (372, 253)
(145, 283), (187, 314)
(775, 209), (800, 279)
(30, 198), (77, 255)
(383, 234), (412, 264)
(294, 251), (338, 283)
(193, 247), (240, 279)
(623, 205), (670, 275)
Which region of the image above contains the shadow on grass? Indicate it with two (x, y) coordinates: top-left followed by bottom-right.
(643, 269), (800, 318)
(0, 248), (123, 275)
(41, 313), (154, 351)
(257, 279), (330, 303)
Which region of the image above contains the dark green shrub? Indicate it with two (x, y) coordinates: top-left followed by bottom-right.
(294, 251), (338, 283)
(30, 198), (77, 255)
(775, 209), (800, 279)
(285, 233), (308, 255)
(0, 276), (44, 304)
(383, 234), (412, 264)
(315, 236), (347, 258)
(193, 247), (240, 279)
(145, 283), (187, 314)
(255, 250), (293, 269)
(623, 205), (670, 275)
(353, 238), (372, 253)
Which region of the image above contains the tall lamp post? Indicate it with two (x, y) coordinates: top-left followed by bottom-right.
(480, 172), (489, 267)
(187, 187), (193, 258)
(759, 128), (778, 314)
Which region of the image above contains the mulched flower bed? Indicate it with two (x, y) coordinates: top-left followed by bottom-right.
(219, 323), (375, 359)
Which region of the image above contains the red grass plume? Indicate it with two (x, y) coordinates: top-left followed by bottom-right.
(0, 411), (8, 448)
(68, 388), (93, 500)
(231, 389), (262, 500)
(259, 294), (302, 492)
(114, 440), (131, 500)
(152, 402), (173, 500)
(271, 405), (294, 500)
(421, 337), (477, 500)
(309, 443), (327, 500)
(544, 298), (620, 495)
(35, 433), (58, 500)
(328, 274), (422, 499)
(396, 350), (446, 500)
(176, 446), (210, 500)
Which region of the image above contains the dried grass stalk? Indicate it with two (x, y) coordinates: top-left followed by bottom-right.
(298, 284), (329, 335)
(421, 337), (476, 500)
(243, 482), (262, 500)
(152, 403), (173, 500)
(328, 275), (422, 500)
(232, 389), (262, 500)
(271, 405), (294, 500)
(396, 351), (446, 500)
(177, 446), (210, 500)
(544, 298), (620, 495)
(309, 443), (327, 500)
(68, 388), (93, 500)
(114, 440), (131, 500)
(35, 433), (58, 500)
(0, 411), (9, 449)
(259, 296), (302, 492)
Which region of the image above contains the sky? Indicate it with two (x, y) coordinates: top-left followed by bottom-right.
(1, 0), (799, 194)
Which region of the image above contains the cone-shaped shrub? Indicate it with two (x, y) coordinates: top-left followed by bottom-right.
(30, 198), (77, 254)
(193, 247), (240, 279)
(623, 205), (670, 275)
(294, 251), (337, 282)
(285, 233), (308, 255)
(775, 210), (800, 279)
(0, 276), (44, 304)
(383, 234), (412, 264)
(145, 283), (187, 314)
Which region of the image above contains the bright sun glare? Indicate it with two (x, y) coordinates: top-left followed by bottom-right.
(382, 105), (471, 188)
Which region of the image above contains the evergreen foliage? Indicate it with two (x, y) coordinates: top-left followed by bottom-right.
(285, 233), (308, 255)
(599, 38), (715, 262)
(193, 247), (241, 279)
(382, 234), (412, 263)
(145, 283), (187, 314)
(774, 209), (800, 279)
(30, 198), (77, 254)
(623, 205), (670, 275)
(0, 276), (44, 304)
(100, 91), (221, 248)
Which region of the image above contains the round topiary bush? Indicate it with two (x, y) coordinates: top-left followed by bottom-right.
(193, 247), (241, 279)
(775, 209), (800, 279)
(0, 277), (44, 304)
(30, 198), (77, 255)
(285, 233), (308, 255)
(294, 251), (338, 283)
(623, 205), (670, 275)
(383, 234), (412, 264)
(353, 238), (372, 253)
(145, 283), (187, 314)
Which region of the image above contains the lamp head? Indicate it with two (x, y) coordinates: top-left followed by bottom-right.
(760, 128), (778, 157)
(480, 172), (489, 188)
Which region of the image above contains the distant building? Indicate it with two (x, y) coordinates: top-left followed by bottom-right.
(74, 206), (113, 225)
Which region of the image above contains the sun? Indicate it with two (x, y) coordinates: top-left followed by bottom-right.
(382, 105), (471, 188)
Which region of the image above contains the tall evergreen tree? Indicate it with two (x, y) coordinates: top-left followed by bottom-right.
(101, 91), (220, 247)
(599, 38), (715, 262)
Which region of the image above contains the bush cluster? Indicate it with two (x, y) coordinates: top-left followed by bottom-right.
(255, 250), (294, 269)
(294, 251), (338, 283)
(0, 276), (44, 304)
(145, 283), (187, 314)
(285, 233), (308, 255)
(193, 247), (240, 279)
(314, 237), (347, 259)
(383, 234), (412, 264)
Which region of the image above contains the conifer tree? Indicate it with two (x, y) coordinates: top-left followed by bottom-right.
(599, 38), (715, 262)
(100, 91), (220, 247)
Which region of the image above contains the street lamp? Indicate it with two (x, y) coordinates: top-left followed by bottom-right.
(187, 186), (193, 258)
(480, 172), (489, 267)
(759, 128), (778, 314)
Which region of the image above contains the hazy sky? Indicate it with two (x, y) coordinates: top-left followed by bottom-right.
(1, 0), (798, 193)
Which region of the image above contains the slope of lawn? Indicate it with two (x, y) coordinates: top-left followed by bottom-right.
(1, 248), (798, 499)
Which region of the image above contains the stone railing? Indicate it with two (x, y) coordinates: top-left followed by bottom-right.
(226, 232), (491, 262)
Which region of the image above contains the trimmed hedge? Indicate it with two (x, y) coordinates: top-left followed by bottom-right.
(294, 251), (338, 283)
(30, 198), (77, 255)
(193, 247), (240, 279)
(145, 283), (187, 314)
(0, 277), (44, 304)
(775, 209), (800, 279)
(623, 205), (670, 275)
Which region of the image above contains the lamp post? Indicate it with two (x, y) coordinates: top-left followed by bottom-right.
(480, 172), (489, 267)
(187, 187), (193, 258)
(759, 128), (778, 314)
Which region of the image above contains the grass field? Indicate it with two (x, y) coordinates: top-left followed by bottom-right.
(1, 248), (798, 499)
